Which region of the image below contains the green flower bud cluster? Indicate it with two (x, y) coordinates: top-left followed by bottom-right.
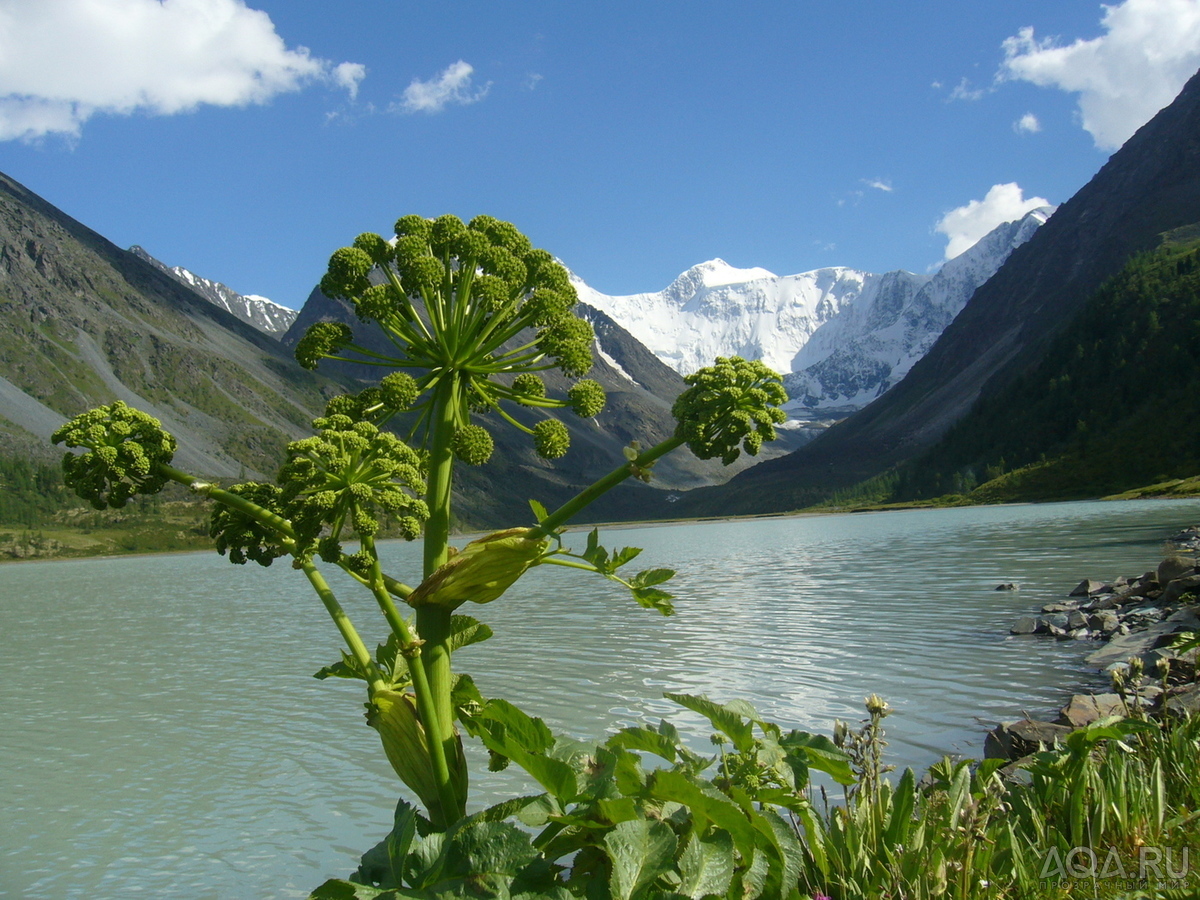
(300, 213), (608, 461)
(672, 356), (788, 465)
(278, 413), (428, 556)
(452, 424), (494, 465)
(209, 482), (290, 566)
(51, 401), (177, 509)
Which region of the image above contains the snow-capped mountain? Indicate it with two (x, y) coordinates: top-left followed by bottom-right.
(129, 246), (298, 337)
(784, 207), (1053, 415)
(572, 207), (1053, 416)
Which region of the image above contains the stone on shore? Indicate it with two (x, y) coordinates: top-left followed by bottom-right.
(1070, 579), (1107, 597)
(1057, 693), (1125, 728)
(1084, 607), (1200, 669)
(984, 719), (1074, 760)
(1158, 557), (1195, 586)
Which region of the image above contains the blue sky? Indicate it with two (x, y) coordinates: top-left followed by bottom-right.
(1, 1), (1198, 307)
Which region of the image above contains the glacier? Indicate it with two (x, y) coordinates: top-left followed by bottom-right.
(573, 207), (1053, 418)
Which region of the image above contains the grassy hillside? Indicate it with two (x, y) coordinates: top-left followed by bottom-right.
(859, 230), (1200, 506)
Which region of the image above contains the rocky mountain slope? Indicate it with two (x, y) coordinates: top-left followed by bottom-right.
(129, 245), (298, 336)
(676, 66), (1200, 516)
(574, 208), (1049, 417)
(0, 170), (346, 479)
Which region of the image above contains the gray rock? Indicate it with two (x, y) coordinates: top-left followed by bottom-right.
(1086, 607), (1200, 669)
(984, 719), (1074, 760)
(1086, 594), (1121, 611)
(1067, 610), (1090, 630)
(1070, 579), (1106, 597)
(1158, 557), (1195, 586)
(1058, 693), (1125, 728)
(1090, 611), (1120, 634)
(1010, 617), (1041, 635)
(1165, 685), (1200, 717)
(1042, 602), (1078, 613)
(995, 583), (1020, 591)
(1162, 573), (1200, 604)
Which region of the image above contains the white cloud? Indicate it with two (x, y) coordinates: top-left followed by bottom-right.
(397, 60), (490, 114)
(863, 178), (893, 193)
(949, 77), (987, 101)
(1014, 112), (1042, 134)
(0, 0), (363, 142)
(935, 183), (1051, 260)
(1001, 0), (1200, 150)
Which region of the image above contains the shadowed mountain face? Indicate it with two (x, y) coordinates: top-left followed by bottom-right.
(676, 67), (1200, 516)
(0, 171), (346, 479)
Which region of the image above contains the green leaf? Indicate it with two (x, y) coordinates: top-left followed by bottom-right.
(385, 799), (418, 890)
(517, 753), (579, 803)
(472, 699), (555, 754)
(610, 546), (644, 570)
(604, 818), (678, 900)
(313, 650), (371, 682)
(883, 767), (916, 849)
(780, 730), (855, 786)
(630, 586), (675, 615)
(448, 614), (494, 652)
(649, 769), (756, 862)
(607, 725), (680, 763)
(631, 568), (674, 588)
(665, 693), (755, 753)
(307, 879), (390, 900)
(529, 498), (549, 522)
(678, 830), (735, 900)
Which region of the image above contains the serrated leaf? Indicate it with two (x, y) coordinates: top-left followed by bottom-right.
(632, 568), (674, 588)
(529, 498), (549, 522)
(604, 818), (678, 900)
(449, 614), (493, 652)
(313, 651), (370, 682)
(386, 798), (418, 889)
(678, 830), (735, 900)
(665, 693), (755, 753)
(630, 585), (675, 615)
(649, 769), (756, 861)
(607, 725), (680, 763)
(610, 546), (643, 570)
(780, 730), (855, 785)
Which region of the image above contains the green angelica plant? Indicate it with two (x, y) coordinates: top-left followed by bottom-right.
(52, 214), (792, 862)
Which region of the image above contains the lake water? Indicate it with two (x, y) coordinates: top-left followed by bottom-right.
(3, 499), (1199, 899)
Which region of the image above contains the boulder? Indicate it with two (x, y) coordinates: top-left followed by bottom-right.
(1162, 573), (1200, 604)
(1042, 602), (1078, 613)
(1085, 607), (1200, 669)
(1067, 610), (1090, 630)
(1158, 557), (1195, 586)
(1010, 617), (1042, 635)
(1090, 611), (1120, 635)
(995, 583), (1020, 591)
(1165, 684), (1200, 717)
(1057, 693), (1125, 728)
(1070, 579), (1107, 597)
(984, 720), (1073, 760)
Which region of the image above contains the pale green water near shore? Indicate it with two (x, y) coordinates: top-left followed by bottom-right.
(3, 499), (1199, 899)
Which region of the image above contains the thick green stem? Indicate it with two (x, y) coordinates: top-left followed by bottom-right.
(362, 535), (462, 825)
(418, 377), (461, 783)
(530, 435), (686, 538)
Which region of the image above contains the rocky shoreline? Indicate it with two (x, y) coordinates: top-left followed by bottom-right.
(986, 527), (1200, 760)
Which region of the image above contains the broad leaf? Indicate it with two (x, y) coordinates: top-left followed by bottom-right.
(665, 693), (755, 753)
(313, 650), (371, 682)
(604, 818), (677, 900)
(529, 498), (549, 522)
(678, 830), (735, 900)
(449, 614), (494, 652)
(607, 725), (680, 763)
(780, 730), (855, 785)
(631, 568), (674, 588)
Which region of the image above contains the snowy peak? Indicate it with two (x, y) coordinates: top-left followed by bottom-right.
(574, 208), (1052, 416)
(129, 246), (298, 337)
